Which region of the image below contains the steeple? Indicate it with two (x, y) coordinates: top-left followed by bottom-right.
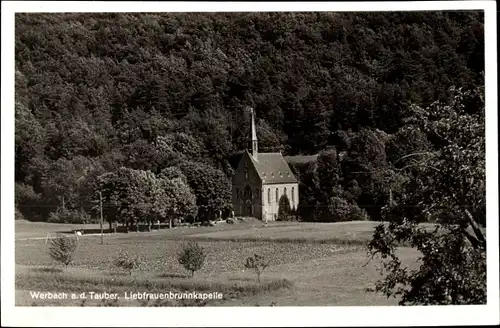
(249, 106), (258, 160)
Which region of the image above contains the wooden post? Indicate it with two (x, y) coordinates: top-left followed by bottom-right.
(99, 191), (103, 244)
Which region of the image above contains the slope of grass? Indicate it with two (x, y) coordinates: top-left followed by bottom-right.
(16, 237), (362, 275)
(16, 266), (293, 306)
(14, 220), (424, 306)
(183, 221), (378, 244)
(15, 220), (102, 239)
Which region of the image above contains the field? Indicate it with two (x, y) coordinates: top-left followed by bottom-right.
(15, 219), (421, 306)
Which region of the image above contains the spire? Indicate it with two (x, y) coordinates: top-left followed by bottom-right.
(248, 106), (258, 160)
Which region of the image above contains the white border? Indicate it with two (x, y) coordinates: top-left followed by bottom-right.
(1, 1), (498, 327)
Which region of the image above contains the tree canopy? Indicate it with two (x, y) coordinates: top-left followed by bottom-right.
(15, 12), (484, 227)
(368, 87), (486, 305)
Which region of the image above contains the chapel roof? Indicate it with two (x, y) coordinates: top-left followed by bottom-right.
(247, 151), (298, 185)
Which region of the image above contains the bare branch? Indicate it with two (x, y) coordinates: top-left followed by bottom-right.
(393, 152), (436, 165)
(464, 208), (486, 248)
(462, 228), (481, 249)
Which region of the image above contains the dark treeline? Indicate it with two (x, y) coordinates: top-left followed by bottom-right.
(15, 12), (484, 224)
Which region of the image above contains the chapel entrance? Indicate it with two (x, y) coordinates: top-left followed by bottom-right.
(245, 204), (253, 216)
(243, 186), (253, 217)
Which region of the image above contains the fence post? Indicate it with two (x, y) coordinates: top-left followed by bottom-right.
(99, 191), (103, 244)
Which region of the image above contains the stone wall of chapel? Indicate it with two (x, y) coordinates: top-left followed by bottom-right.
(232, 153), (263, 218)
(261, 183), (299, 221)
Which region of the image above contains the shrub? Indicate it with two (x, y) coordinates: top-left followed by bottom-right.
(177, 241), (206, 277)
(326, 197), (368, 222)
(48, 234), (78, 266)
(48, 207), (92, 224)
(278, 194), (292, 221)
(244, 254), (270, 283)
(114, 249), (141, 275)
(349, 203), (369, 221)
(15, 207), (25, 220)
(15, 182), (44, 221)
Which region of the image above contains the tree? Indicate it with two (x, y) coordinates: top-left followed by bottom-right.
(160, 175), (198, 228)
(157, 133), (206, 160)
(177, 241), (206, 278)
(115, 249), (141, 275)
(368, 86), (486, 305)
(15, 94), (46, 183)
(179, 161), (232, 221)
(341, 128), (393, 220)
(14, 12), (484, 224)
(157, 166), (188, 185)
(244, 254), (270, 283)
(41, 156), (105, 211)
(48, 234), (79, 267)
(277, 194), (292, 221)
(256, 118), (285, 153)
(94, 167), (168, 231)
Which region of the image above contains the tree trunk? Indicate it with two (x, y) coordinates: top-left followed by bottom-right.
(464, 209), (486, 248)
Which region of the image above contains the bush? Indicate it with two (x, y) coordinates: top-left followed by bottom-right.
(326, 197), (368, 222)
(48, 207), (92, 224)
(15, 182), (44, 221)
(15, 207), (25, 220)
(48, 234), (78, 266)
(349, 203), (369, 221)
(244, 254), (270, 283)
(278, 194), (292, 221)
(114, 249), (141, 275)
(177, 241), (206, 277)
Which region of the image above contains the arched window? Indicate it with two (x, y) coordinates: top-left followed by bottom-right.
(284, 187), (287, 197)
(245, 169), (248, 180)
(292, 187), (295, 204)
(267, 188), (271, 204)
(276, 188), (279, 202)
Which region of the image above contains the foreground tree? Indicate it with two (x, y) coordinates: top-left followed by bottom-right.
(48, 234), (79, 267)
(177, 241), (206, 278)
(244, 253), (270, 283)
(114, 249), (141, 275)
(368, 87), (486, 305)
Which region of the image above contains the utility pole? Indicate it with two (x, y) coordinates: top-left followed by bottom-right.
(99, 191), (103, 245)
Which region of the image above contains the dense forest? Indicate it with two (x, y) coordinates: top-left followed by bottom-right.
(15, 12), (485, 225)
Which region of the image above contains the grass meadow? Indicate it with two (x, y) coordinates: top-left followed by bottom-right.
(15, 219), (421, 306)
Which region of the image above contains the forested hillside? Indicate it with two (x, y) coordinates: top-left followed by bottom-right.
(15, 12), (485, 224)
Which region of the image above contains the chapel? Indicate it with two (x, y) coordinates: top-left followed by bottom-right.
(231, 107), (299, 221)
